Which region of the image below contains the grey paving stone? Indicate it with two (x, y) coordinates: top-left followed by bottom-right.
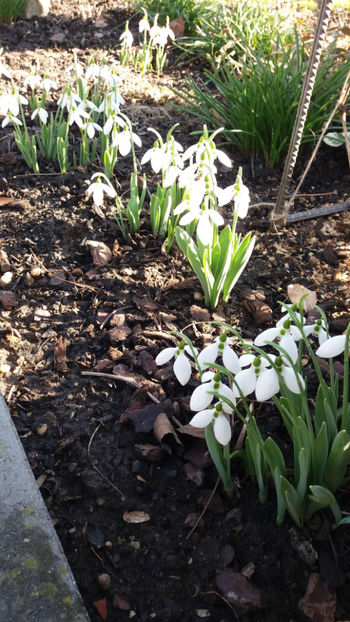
(0, 392), (90, 622)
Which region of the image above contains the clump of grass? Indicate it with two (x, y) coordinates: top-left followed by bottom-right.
(0, 0), (28, 23)
(174, 32), (350, 168)
(135, 0), (215, 34)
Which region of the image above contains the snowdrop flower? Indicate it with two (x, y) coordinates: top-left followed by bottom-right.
(112, 125), (142, 156)
(198, 333), (240, 374)
(68, 104), (90, 128)
(100, 89), (125, 114)
(190, 402), (232, 445)
(0, 62), (11, 79)
(234, 354), (273, 397)
(254, 355), (305, 401)
(87, 173), (116, 207)
(254, 317), (302, 365)
(141, 140), (167, 173)
(155, 340), (197, 386)
(182, 205), (224, 246)
(306, 318), (328, 346)
(41, 77), (58, 93)
(2, 113), (22, 128)
(120, 25), (133, 49)
(139, 13), (150, 34)
(103, 113), (124, 136)
(1, 91), (28, 117)
(31, 107), (48, 124)
(58, 90), (82, 110)
(183, 136), (232, 170)
(190, 371), (237, 413)
(83, 119), (103, 139)
(316, 335), (348, 358)
(24, 73), (41, 91)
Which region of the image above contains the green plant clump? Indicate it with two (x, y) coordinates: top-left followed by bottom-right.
(136, 0), (215, 34)
(0, 0), (28, 23)
(174, 33), (350, 167)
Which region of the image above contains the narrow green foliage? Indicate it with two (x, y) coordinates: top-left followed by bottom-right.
(136, 0), (215, 34)
(0, 0), (28, 23)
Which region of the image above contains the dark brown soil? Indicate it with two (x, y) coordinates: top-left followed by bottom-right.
(0, 1), (350, 621)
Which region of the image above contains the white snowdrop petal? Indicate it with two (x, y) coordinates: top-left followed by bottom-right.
(202, 371), (215, 382)
(184, 344), (198, 357)
(217, 384), (236, 412)
(190, 383), (214, 411)
(239, 353), (255, 367)
(173, 353), (191, 386)
(315, 335), (346, 358)
(198, 343), (219, 369)
(255, 369), (279, 401)
(222, 347), (240, 374)
(93, 185), (104, 207)
(141, 149), (152, 165)
(213, 414), (232, 445)
(189, 409), (214, 428)
(216, 149), (232, 168)
(280, 333), (298, 364)
(151, 151), (163, 173)
(282, 367), (305, 394)
(155, 347), (176, 365)
(254, 328), (280, 346)
(234, 368), (256, 397)
(209, 209), (224, 227)
(118, 133), (131, 156)
(197, 212), (213, 246)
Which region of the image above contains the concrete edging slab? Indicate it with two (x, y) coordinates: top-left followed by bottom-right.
(0, 392), (90, 622)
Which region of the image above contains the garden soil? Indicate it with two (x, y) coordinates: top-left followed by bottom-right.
(0, 1), (349, 620)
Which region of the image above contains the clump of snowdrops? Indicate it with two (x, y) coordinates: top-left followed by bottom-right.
(119, 11), (174, 75)
(87, 124), (255, 309)
(0, 54), (133, 176)
(156, 299), (350, 528)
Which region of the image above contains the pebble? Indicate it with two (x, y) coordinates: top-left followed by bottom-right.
(0, 271), (13, 286)
(36, 424), (48, 436)
(30, 266), (42, 278)
(97, 573), (112, 591)
(25, 272), (35, 286)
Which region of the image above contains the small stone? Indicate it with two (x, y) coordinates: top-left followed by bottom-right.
(193, 291), (203, 302)
(30, 266), (42, 278)
(36, 424), (48, 436)
(25, 0), (51, 18)
(0, 290), (18, 310)
(216, 569), (268, 612)
(309, 255), (320, 268)
(0, 271), (13, 286)
(98, 573), (112, 591)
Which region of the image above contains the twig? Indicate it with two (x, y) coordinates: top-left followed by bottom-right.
(197, 588), (238, 619)
(87, 422), (125, 498)
(99, 305), (133, 330)
(81, 371), (160, 404)
(185, 478), (219, 540)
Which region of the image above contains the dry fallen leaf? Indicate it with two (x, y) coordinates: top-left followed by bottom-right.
(287, 284), (317, 312)
(86, 240), (112, 267)
(123, 511), (150, 524)
(154, 412), (182, 450)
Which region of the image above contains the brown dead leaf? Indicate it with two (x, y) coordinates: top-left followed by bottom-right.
(323, 244), (339, 267)
(0, 152), (18, 166)
(93, 358), (114, 372)
(154, 412), (182, 450)
(288, 284), (317, 312)
(169, 17), (185, 38)
(299, 573), (336, 622)
(183, 462), (204, 486)
(133, 296), (159, 316)
(54, 336), (68, 372)
(0, 290), (18, 310)
(108, 325), (132, 343)
(122, 511), (150, 524)
(161, 277), (198, 291)
(86, 240), (112, 267)
(138, 350), (157, 375)
(241, 287), (273, 325)
(121, 400), (172, 433)
(190, 305), (210, 322)
(178, 424), (205, 439)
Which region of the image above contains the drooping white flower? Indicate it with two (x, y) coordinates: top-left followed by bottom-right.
(2, 114), (22, 128)
(139, 13), (150, 33)
(31, 107), (48, 124)
(41, 77), (58, 93)
(183, 206), (224, 247)
(190, 402), (232, 445)
(111, 126), (142, 156)
(254, 356), (305, 401)
(254, 317), (303, 365)
(24, 73), (41, 91)
(86, 174), (116, 207)
(233, 354), (273, 397)
(68, 104), (90, 128)
(316, 335), (348, 358)
(306, 318), (328, 346)
(198, 333), (240, 374)
(141, 141), (167, 173)
(83, 119), (103, 139)
(103, 113), (124, 136)
(120, 26), (133, 49)
(155, 340), (197, 385)
(190, 371), (237, 413)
